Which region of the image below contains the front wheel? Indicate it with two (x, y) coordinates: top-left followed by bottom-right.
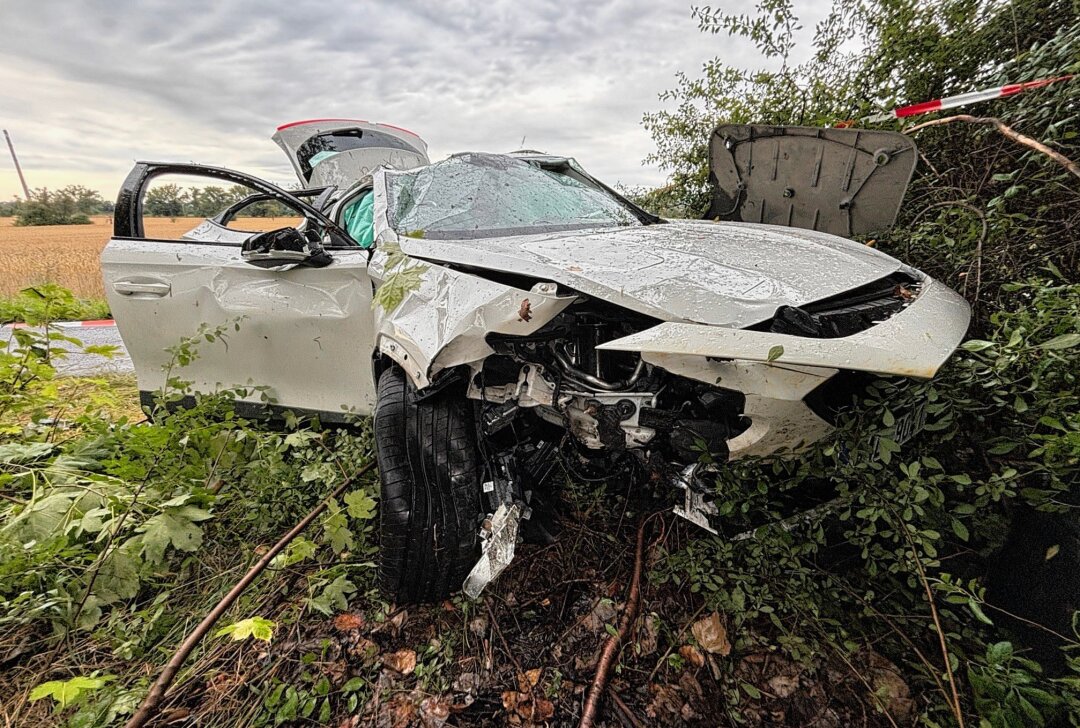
(373, 365), (484, 603)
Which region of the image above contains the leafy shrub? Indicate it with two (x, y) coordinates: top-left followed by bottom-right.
(14, 186), (106, 226)
(644, 1), (1080, 724)
(0, 288), (377, 725)
(0, 284), (110, 324)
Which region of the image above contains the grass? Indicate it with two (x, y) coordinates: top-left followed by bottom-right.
(0, 215), (296, 321)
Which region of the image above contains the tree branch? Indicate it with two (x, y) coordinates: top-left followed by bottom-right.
(578, 512), (652, 728)
(905, 114), (1080, 181)
(124, 460), (376, 728)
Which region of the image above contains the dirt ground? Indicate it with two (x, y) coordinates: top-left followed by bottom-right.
(0, 216), (298, 298)
(134, 492), (913, 728)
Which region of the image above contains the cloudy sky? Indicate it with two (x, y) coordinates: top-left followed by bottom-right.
(0, 1), (826, 200)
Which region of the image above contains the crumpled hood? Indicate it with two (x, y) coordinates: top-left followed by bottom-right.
(398, 219), (907, 327)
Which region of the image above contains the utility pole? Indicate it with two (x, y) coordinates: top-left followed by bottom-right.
(3, 129), (32, 200)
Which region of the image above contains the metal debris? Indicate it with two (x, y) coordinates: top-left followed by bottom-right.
(462, 503), (523, 599)
(672, 465), (719, 534)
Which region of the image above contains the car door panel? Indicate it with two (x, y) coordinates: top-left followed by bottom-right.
(102, 163), (377, 420)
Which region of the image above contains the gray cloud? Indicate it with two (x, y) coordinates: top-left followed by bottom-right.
(0, 0), (829, 199)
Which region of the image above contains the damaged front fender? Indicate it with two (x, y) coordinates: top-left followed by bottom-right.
(370, 249), (577, 390)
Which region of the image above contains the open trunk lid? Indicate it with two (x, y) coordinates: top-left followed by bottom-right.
(706, 125), (917, 237)
(272, 119), (429, 188)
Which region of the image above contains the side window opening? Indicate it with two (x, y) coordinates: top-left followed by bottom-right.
(139, 176), (300, 241)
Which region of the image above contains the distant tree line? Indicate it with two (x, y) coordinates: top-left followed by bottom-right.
(2, 184), (291, 226)
(142, 183), (293, 219)
(1, 186), (110, 226)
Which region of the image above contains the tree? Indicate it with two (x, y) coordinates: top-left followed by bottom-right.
(642, 0), (1079, 219)
(15, 187), (93, 226)
(143, 184), (188, 218)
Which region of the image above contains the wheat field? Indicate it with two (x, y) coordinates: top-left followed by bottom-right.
(0, 215), (298, 298)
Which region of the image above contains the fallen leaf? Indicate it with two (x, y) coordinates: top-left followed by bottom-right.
(517, 668), (543, 692)
(349, 637), (380, 663)
(419, 696), (450, 728)
(679, 644), (705, 668)
(582, 599), (619, 633)
(767, 674), (799, 698)
(645, 683), (682, 720)
(637, 613), (660, 656)
(333, 612), (365, 632)
(468, 615), (489, 637)
(692, 612), (731, 655)
(382, 649), (417, 675)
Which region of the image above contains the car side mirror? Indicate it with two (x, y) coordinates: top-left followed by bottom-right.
(241, 227), (333, 269)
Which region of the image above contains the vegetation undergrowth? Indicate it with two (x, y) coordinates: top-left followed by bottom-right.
(0, 284), (110, 325)
(1, 303), (378, 726)
(635, 0), (1080, 725)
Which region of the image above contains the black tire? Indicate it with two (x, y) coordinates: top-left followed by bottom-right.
(374, 365), (483, 603)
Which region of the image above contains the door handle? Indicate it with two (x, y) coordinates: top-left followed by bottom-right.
(113, 281), (171, 297)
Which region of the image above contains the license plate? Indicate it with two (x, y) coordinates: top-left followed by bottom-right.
(893, 400), (929, 446)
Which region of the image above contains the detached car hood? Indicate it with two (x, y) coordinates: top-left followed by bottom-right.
(398, 220), (907, 328)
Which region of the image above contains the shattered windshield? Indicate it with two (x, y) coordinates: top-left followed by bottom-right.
(383, 153), (639, 239)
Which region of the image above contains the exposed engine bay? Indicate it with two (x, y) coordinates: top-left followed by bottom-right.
(466, 271), (923, 475)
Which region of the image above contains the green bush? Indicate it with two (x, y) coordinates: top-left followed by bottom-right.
(0, 285), (110, 324)
(14, 186), (107, 227)
(644, 1), (1080, 724)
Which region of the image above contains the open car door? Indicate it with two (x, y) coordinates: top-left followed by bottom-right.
(101, 163), (376, 420)
(706, 125), (918, 237)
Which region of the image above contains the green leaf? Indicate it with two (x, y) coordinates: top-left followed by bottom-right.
(1037, 333), (1080, 350)
(272, 536), (318, 568)
(344, 490), (376, 520)
(961, 339), (995, 352)
(139, 506), (213, 564)
(93, 547), (141, 604)
(969, 600), (994, 625)
(373, 263), (428, 312)
(341, 677), (365, 693)
(741, 682), (762, 699)
(215, 616), (276, 642)
(308, 575), (357, 615)
(766, 345), (784, 363)
(30, 675), (115, 709)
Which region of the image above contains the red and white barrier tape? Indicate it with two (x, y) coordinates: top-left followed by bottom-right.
(3, 319), (115, 329)
(837, 74), (1074, 126)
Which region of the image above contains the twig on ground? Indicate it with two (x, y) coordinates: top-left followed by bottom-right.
(578, 511), (651, 728)
(124, 460), (376, 728)
(608, 687), (646, 728)
(905, 114), (1080, 181)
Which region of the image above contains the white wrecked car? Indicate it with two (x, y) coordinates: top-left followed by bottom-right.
(102, 119), (970, 602)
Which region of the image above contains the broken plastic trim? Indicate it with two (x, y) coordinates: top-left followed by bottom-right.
(462, 503), (523, 599)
